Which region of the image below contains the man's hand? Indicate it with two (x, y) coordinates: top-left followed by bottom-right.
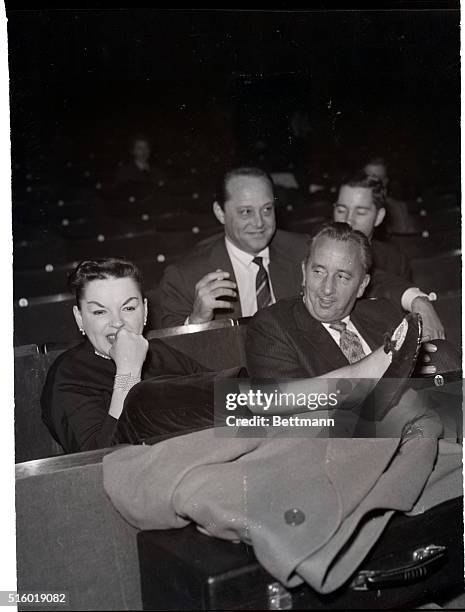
(416, 341), (438, 376)
(189, 270), (237, 324)
(110, 328), (149, 377)
(411, 296), (445, 342)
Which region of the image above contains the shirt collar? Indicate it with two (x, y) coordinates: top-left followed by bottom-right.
(321, 314), (351, 331)
(225, 236), (270, 267)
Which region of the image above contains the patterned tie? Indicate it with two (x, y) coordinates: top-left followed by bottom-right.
(253, 256), (272, 310)
(329, 320), (366, 364)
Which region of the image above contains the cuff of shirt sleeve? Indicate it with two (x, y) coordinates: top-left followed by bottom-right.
(401, 288), (436, 311)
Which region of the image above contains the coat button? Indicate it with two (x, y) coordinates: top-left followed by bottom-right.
(284, 508), (305, 526)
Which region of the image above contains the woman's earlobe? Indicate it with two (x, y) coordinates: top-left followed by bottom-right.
(73, 305), (85, 334)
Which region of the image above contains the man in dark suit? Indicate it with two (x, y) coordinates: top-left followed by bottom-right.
(363, 156), (417, 234)
(333, 173), (411, 279)
(333, 174), (444, 342)
(157, 168), (309, 328)
(246, 222), (436, 379)
(157, 167), (415, 329)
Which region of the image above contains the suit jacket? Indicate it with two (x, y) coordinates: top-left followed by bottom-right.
(157, 230), (310, 328)
(372, 239), (412, 282)
(246, 296), (403, 379)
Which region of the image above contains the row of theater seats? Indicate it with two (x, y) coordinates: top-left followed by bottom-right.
(13, 271), (463, 465)
(13, 189), (460, 274)
(13, 161), (458, 246)
(14, 226), (221, 287)
(13, 144), (228, 198)
(14, 319), (249, 464)
(14, 194), (218, 244)
(13, 180), (336, 247)
(12, 173), (461, 344)
(14, 179), (457, 244)
(13, 251), (462, 347)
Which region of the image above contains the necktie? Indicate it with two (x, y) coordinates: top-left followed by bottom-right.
(253, 256), (272, 310)
(329, 320), (366, 364)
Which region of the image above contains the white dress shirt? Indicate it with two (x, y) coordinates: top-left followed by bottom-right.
(321, 316), (372, 357)
(401, 287), (435, 311)
(225, 237), (276, 317)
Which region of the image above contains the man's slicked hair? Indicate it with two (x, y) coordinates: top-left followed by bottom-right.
(305, 221), (372, 273)
(339, 171), (386, 211)
(215, 167), (275, 209)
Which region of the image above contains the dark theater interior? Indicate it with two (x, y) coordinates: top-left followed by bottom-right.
(11, 5), (463, 611)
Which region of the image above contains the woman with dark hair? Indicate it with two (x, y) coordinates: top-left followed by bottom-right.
(41, 258), (207, 454)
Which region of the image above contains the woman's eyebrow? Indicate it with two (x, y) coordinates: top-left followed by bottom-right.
(122, 296), (139, 306)
(87, 301), (106, 308)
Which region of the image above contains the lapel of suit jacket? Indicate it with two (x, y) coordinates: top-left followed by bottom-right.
(208, 236), (242, 318)
(351, 301), (384, 351)
(293, 299), (349, 372)
(268, 234), (303, 301)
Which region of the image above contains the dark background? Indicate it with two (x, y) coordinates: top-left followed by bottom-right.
(6, 6), (461, 195)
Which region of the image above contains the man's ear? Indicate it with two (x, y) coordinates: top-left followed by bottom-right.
(357, 274), (371, 298)
(213, 201), (225, 225)
(301, 260), (307, 286)
(374, 207), (386, 228)
(73, 305), (83, 332)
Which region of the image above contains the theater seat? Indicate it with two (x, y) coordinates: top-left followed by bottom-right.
(413, 206), (460, 234)
(434, 290), (462, 351)
(14, 265), (74, 299)
(411, 250), (461, 293)
(14, 345), (64, 463)
(14, 294), (81, 346)
(390, 229), (461, 259)
(14, 236), (67, 268)
(147, 318), (250, 371)
(16, 448), (142, 610)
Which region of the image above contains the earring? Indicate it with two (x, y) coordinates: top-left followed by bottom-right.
(80, 328), (86, 336)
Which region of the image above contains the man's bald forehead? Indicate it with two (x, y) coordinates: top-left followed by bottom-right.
(225, 173), (273, 202)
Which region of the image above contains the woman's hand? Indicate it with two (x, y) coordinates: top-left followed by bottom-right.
(109, 328), (148, 377)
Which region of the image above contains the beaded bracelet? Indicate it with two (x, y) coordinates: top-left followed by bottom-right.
(113, 373), (141, 394)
